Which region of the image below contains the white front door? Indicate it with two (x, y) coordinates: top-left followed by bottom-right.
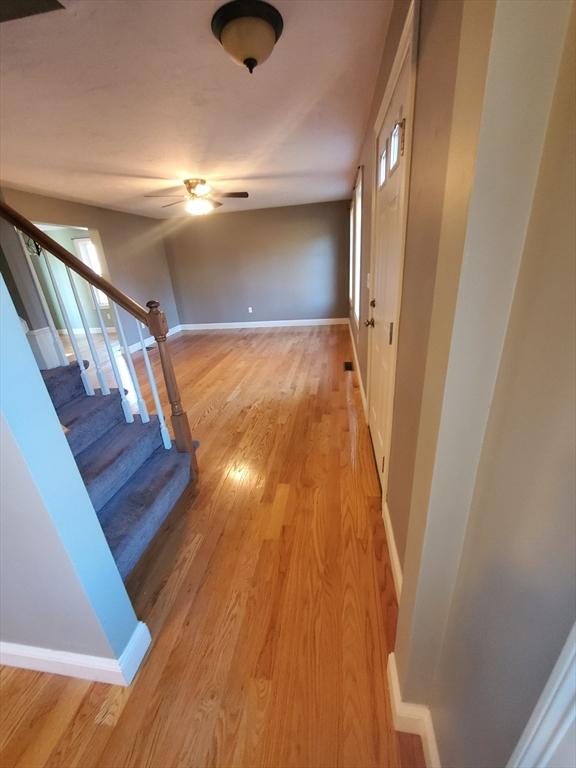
(367, 51), (412, 494)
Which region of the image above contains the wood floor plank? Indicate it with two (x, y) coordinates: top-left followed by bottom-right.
(0, 326), (425, 768)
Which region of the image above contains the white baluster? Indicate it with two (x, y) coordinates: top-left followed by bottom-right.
(65, 267), (110, 395)
(88, 284), (133, 423)
(136, 321), (171, 449)
(18, 233), (68, 367)
(42, 251), (94, 395)
(110, 302), (149, 422)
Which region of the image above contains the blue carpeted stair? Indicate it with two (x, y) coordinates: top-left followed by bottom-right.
(41, 362), (192, 580)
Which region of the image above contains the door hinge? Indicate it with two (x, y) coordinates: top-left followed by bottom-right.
(381, 455), (385, 473)
(370, 298), (376, 308)
(389, 321), (394, 345)
(400, 118), (407, 156)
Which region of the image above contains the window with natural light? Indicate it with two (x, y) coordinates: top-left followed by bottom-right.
(379, 143), (387, 187)
(349, 204), (354, 303)
(390, 122), (400, 171)
(74, 237), (109, 307)
(349, 168), (363, 323)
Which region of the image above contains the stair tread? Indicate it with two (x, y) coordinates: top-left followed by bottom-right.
(98, 446), (191, 579)
(41, 361), (89, 409)
(41, 359), (88, 385)
(58, 389), (124, 456)
(76, 415), (162, 511)
(58, 388), (121, 422)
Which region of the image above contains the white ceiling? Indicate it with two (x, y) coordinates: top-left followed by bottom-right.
(0, 0), (392, 218)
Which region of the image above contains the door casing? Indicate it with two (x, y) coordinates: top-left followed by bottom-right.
(366, 0), (419, 503)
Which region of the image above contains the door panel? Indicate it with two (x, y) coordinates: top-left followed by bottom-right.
(367, 53), (412, 494)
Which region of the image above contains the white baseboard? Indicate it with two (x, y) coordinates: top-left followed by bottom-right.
(347, 320), (368, 420)
(0, 621), (151, 686)
(58, 327), (104, 335)
(126, 320), (347, 352)
(126, 325), (181, 353)
(387, 653), (441, 768)
(176, 318), (348, 331)
(383, 502), (403, 599)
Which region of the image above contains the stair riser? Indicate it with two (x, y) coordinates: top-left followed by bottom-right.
(41, 363), (193, 583)
(97, 447), (191, 580)
(42, 363), (86, 409)
(83, 423), (162, 511)
(119, 466), (189, 580)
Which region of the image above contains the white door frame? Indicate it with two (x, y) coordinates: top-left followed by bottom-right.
(507, 623), (576, 768)
(366, 0), (419, 496)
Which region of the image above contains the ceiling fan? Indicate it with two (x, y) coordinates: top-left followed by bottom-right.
(145, 178), (249, 215)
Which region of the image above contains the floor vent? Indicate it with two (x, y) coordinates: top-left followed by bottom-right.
(344, 361), (353, 371)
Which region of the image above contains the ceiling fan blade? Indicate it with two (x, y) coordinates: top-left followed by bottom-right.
(161, 200), (186, 208)
(214, 191), (249, 199)
(144, 194), (185, 198)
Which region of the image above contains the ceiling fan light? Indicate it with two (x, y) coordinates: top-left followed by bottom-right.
(212, 0), (283, 74)
(185, 197), (215, 216)
(194, 181), (212, 196)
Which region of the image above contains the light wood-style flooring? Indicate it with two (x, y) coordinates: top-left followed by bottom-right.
(0, 326), (424, 768)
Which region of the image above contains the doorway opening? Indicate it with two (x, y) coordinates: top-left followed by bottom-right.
(19, 223), (138, 406)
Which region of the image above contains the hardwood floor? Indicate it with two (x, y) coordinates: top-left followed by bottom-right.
(0, 326), (425, 768)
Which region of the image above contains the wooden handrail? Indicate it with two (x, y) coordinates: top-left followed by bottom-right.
(0, 201), (148, 324)
(1, 200), (198, 474)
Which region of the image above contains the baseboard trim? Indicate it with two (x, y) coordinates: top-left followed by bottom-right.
(0, 621), (151, 686)
(58, 327), (104, 335)
(127, 326), (180, 353)
(126, 320), (348, 352)
(176, 318), (349, 331)
(347, 320), (368, 420)
(387, 653), (441, 768)
(383, 502), (403, 599)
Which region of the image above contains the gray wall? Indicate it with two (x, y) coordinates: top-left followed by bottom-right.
(387, 0), (467, 566)
(0, 216), (48, 331)
(0, 243), (28, 323)
(1, 277), (139, 657)
(1, 188), (179, 344)
(1, 414), (115, 656)
(164, 201), (350, 324)
(430, 10), (576, 764)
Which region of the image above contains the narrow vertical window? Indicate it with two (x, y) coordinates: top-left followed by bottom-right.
(379, 142), (387, 187)
(349, 203), (354, 304)
(390, 122), (400, 171)
(353, 168), (362, 323)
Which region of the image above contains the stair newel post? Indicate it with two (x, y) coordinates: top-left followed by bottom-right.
(146, 300), (198, 476)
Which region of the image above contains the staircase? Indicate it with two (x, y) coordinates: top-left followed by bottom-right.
(42, 361), (191, 580)
(1, 200), (198, 583)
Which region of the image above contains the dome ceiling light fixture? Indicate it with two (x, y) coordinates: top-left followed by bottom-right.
(211, 0), (284, 74)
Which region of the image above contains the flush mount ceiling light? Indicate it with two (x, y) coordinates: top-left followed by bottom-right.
(211, 0), (284, 74)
